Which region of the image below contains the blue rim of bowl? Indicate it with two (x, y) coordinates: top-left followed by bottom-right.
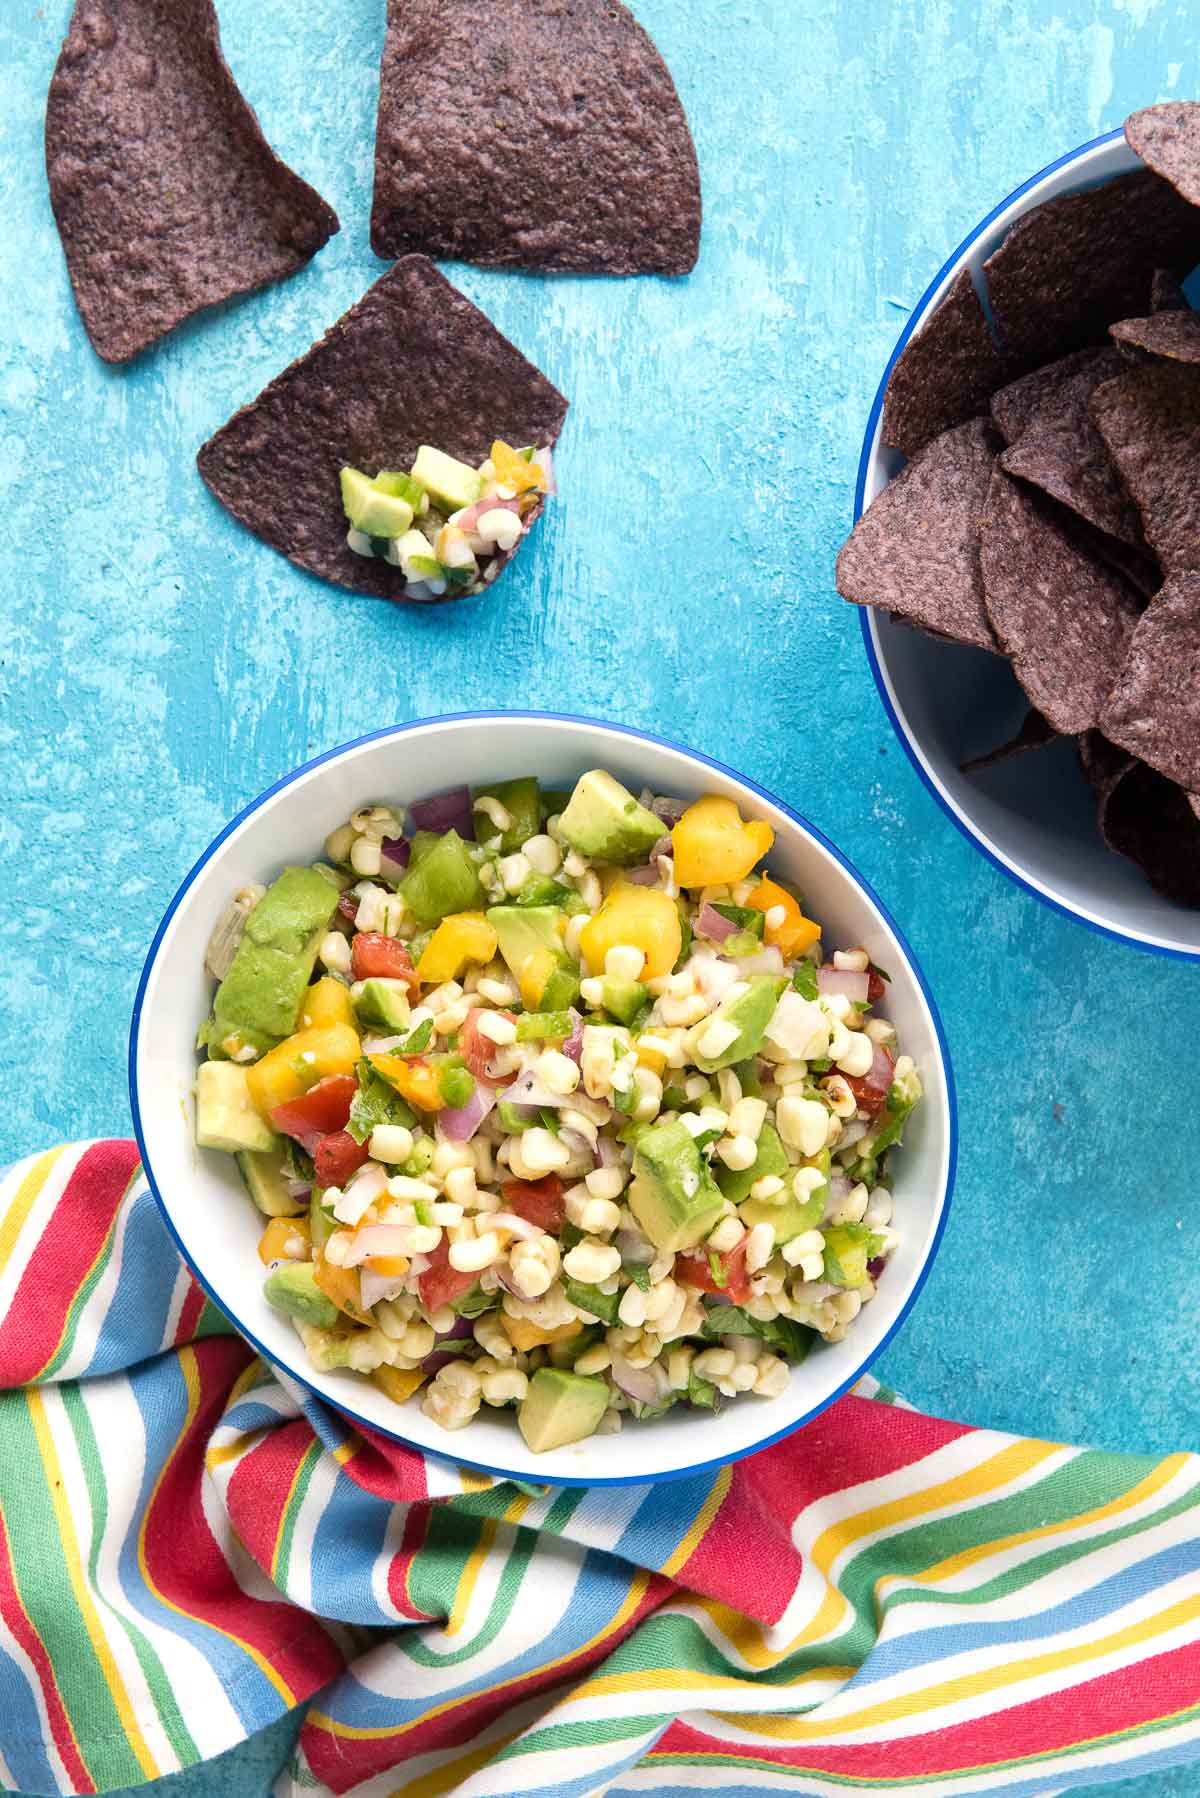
(854, 129), (1199, 965)
(129, 710), (958, 1487)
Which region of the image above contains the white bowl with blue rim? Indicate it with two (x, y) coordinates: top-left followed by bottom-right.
(130, 712), (955, 1486)
(858, 129), (1200, 961)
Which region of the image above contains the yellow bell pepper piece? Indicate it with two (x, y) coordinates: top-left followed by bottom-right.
(299, 976), (356, 1032)
(246, 1022), (362, 1119)
(368, 1053), (445, 1113)
(372, 1365), (428, 1404)
(517, 946), (560, 1011)
(579, 883), (682, 981)
(491, 439), (545, 494)
(500, 1315), (582, 1352)
(635, 1038), (670, 1076)
(745, 876), (822, 956)
(313, 1256), (371, 1324)
(416, 912), (498, 985)
(672, 795), (774, 889)
(257, 1215), (311, 1265)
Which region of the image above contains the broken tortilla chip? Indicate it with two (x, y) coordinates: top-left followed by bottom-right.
(960, 709), (1058, 773)
(982, 169), (1200, 366)
(1099, 573), (1200, 793)
(880, 268), (1011, 458)
(45, 0), (338, 363)
(1110, 310), (1200, 365)
(836, 418), (1000, 652)
(1090, 361), (1200, 574)
(1100, 757), (1200, 906)
(370, 0), (700, 276)
(197, 256), (568, 601)
(1126, 101), (1200, 209)
(978, 468), (1142, 734)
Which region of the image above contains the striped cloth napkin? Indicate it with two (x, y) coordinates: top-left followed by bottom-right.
(2, 1143), (1199, 1798)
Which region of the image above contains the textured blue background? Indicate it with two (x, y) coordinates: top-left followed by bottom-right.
(3, 0), (1200, 1793)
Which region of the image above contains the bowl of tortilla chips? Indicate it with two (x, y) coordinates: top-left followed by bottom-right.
(840, 110), (1200, 958)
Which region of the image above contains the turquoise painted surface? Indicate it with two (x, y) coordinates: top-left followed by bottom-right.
(3, 0), (1200, 1792)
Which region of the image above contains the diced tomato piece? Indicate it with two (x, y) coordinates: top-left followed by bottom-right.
(270, 1075), (357, 1151)
(351, 933), (418, 993)
(840, 1042), (894, 1117)
(312, 1130), (370, 1187)
(866, 968), (887, 1003)
(501, 1174), (565, 1233)
(417, 1236), (478, 1316)
(677, 1237), (752, 1305)
(460, 1008), (516, 1087)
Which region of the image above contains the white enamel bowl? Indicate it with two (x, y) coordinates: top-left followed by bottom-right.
(130, 712), (955, 1485)
(858, 129), (1200, 960)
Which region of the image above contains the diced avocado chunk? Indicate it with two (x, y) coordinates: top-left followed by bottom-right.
(399, 830), (482, 924)
(340, 467), (414, 537)
(628, 1115), (726, 1253)
(601, 974), (649, 1027)
(518, 1368), (609, 1453)
(717, 1119), (789, 1205)
(515, 1010), (573, 1042)
(211, 867), (339, 1056)
(195, 1062), (277, 1154)
(411, 445), (484, 512)
(263, 1262), (338, 1328)
(692, 974), (787, 1073)
(373, 468), (427, 511)
(539, 963), (581, 1011)
(487, 905), (562, 978)
(352, 978), (411, 1031)
(237, 1148), (304, 1217)
(557, 770), (664, 866)
(822, 1224), (878, 1290)
(473, 777), (540, 854)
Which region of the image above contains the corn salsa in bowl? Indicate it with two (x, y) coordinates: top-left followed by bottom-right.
(195, 766), (922, 1455)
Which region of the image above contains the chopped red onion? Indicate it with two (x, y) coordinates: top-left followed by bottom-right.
(867, 1256), (887, 1281)
(503, 1067), (566, 1110)
(379, 836), (410, 886)
(650, 795), (687, 826)
(610, 1352), (668, 1407)
(337, 892), (359, 923)
(358, 1267), (410, 1311)
(836, 1119), (869, 1152)
(439, 1084), (498, 1142)
(436, 1312), (476, 1341)
(626, 862), (661, 886)
(697, 902), (737, 943)
(285, 1176), (312, 1201)
(409, 786), (475, 840)
(558, 1128), (593, 1161)
(490, 1210), (541, 1240)
(422, 1346), (468, 1375)
(817, 966), (870, 1004)
(596, 1135), (621, 1168)
(615, 1229), (654, 1266)
(456, 494), (522, 535)
(342, 1223), (414, 1266)
(562, 1009), (585, 1064)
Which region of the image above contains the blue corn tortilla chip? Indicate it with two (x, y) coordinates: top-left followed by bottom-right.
(1090, 361), (1200, 574)
(982, 170), (1200, 367)
(1100, 757), (1200, 906)
(197, 257), (569, 601)
(881, 269), (1011, 459)
(836, 418), (1001, 652)
(978, 467), (1142, 733)
(960, 709), (1058, 773)
(996, 346), (1146, 549)
(45, 0), (338, 363)
(1110, 311), (1200, 365)
(1099, 573), (1200, 793)
(371, 0), (700, 276)
(1126, 102), (1200, 209)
